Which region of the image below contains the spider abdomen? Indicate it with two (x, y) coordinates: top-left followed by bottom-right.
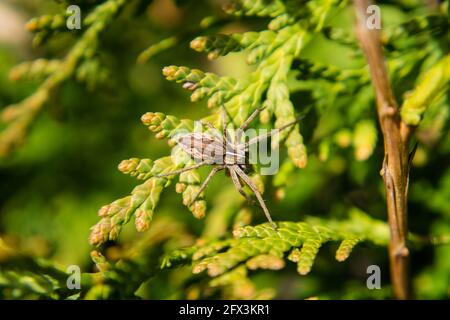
(177, 133), (225, 163)
(177, 133), (246, 165)
(224, 143), (246, 165)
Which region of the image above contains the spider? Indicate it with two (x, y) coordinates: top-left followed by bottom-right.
(154, 107), (299, 230)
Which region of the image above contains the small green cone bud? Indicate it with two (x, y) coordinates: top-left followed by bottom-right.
(162, 65), (181, 80)
(140, 112), (153, 126)
(175, 182), (186, 193)
(335, 238), (360, 262)
(118, 158), (139, 175)
(108, 225), (121, 241)
(288, 248), (301, 262)
(285, 126), (308, 169)
(259, 108), (272, 124)
(135, 209), (152, 232)
(296, 240), (321, 275)
(155, 131), (168, 139)
(207, 51), (221, 60)
(297, 264), (311, 275)
(90, 250), (110, 272)
(141, 112), (164, 127)
(90, 250), (105, 264)
(288, 142), (308, 168)
(191, 200), (206, 219)
(246, 254), (285, 270)
(232, 227), (245, 238)
(98, 205), (110, 217)
(190, 36), (208, 52)
(89, 218), (112, 246)
(206, 262), (225, 277)
(193, 261), (208, 274)
(190, 87), (209, 102)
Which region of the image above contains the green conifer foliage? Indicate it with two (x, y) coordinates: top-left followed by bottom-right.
(1, 0), (449, 300)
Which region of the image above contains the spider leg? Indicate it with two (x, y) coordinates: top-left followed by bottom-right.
(154, 161), (208, 178)
(236, 107), (264, 143)
(228, 167), (257, 205)
(187, 166), (222, 206)
(200, 121), (223, 141)
(201, 121), (218, 131)
(233, 165), (277, 230)
(219, 107), (237, 160)
(245, 118), (300, 148)
(221, 106), (231, 143)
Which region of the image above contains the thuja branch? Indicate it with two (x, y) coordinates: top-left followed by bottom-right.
(354, 0), (412, 299)
(0, 0), (127, 158)
(163, 209), (392, 278)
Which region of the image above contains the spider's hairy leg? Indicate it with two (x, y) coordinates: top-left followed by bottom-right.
(201, 121), (223, 141)
(153, 161), (208, 178)
(221, 106), (231, 144)
(239, 107), (264, 132)
(201, 121), (218, 132)
(236, 107), (264, 143)
(187, 166), (223, 207)
(228, 167), (257, 206)
(245, 118), (300, 148)
(232, 165), (277, 231)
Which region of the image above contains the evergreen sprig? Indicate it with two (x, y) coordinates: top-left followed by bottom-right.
(0, 0), (128, 158)
(3, 0), (450, 300)
(163, 209), (390, 277)
(91, 0), (450, 258)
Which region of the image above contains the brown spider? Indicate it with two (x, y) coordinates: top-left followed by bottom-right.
(154, 107), (299, 229)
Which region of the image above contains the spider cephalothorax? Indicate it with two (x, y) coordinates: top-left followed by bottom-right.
(155, 107), (298, 229)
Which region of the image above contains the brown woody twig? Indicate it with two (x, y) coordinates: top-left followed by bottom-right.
(354, 0), (414, 299)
